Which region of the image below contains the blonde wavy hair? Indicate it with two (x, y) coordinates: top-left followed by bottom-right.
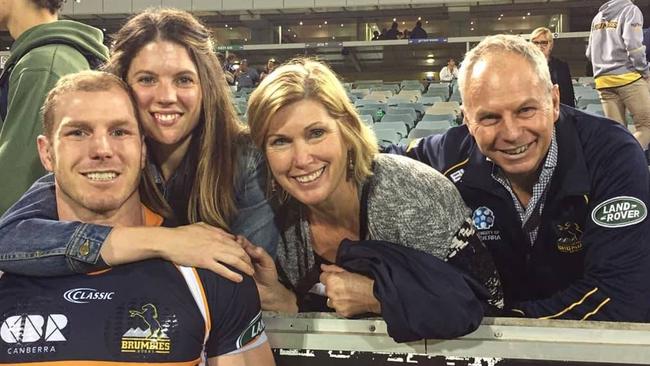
(247, 58), (378, 194)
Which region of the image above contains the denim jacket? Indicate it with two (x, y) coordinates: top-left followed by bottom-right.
(0, 141), (278, 276)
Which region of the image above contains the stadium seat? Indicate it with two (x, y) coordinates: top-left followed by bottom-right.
(387, 95), (416, 105)
(373, 121), (409, 138)
(584, 103), (604, 116)
(388, 107), (417, 123)
(370, 90), (394, 99)
(421, 113), (455, 123)
(417, 120), (452, 130)
(365, 94), (389, 102)
(577, 98), (601, 110)
(407, 128), (437, 140)
(420, 96), (443, 106)
(423, 88), (449, 101)
(356, 101), (388, 112)
(577, 77), (595, 87)
(357, 107), (381, 121)
(427, 82), (450, 89)
(381, 114), (415, 129)
(373, 85), (400, 94)
(448, 93), (462, 104)
(400, 80), (422, 88)
(350, 89), (370, 99)
(401, 84), (425, 92)
(397, 102), (425, 115)
(359, 114), (374, 125)
(373, 128), (402, 147)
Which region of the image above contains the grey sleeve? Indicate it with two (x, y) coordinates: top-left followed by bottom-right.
(367, 154), (470, 260)
(622, 7), (648, 74)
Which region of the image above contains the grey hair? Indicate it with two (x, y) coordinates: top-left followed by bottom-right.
(458, 34), (553, 104)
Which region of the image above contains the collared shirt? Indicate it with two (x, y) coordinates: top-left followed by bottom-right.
(491, 128), (558, 246)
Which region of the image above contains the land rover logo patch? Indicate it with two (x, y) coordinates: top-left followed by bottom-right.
(591, 196), (647, 228)
(236, 311), (265, 348)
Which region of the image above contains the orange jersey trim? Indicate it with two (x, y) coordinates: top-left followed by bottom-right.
(143, 205), (164, 227)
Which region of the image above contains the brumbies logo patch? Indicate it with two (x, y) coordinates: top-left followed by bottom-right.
(591, 196), (647, 228)
(121, 304), (171, 354)
(236, 311), (265, 349)
(556, 222), (583, 253)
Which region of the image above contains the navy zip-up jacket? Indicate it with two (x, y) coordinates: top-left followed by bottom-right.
(388, 105), (650, 321)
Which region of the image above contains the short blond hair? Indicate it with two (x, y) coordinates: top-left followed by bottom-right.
(531, 27), (553, 42)
(41, 70), (137, 139)
(458, 34), (553, 104)
(247, 58), (378, 187)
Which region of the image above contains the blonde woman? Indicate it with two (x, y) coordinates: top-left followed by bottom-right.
(244, 59), (503, 341)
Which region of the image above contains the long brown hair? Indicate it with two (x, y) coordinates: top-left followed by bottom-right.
(105, 8), (243, 229)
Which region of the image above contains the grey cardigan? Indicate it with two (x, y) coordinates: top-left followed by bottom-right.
(277, 154), (477, 288)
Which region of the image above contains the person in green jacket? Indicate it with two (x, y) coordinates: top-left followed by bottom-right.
(0, 0), (109, 215)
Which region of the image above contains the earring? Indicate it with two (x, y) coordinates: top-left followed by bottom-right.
(346, 150), (355, 181)
(270, 178), (277, 194)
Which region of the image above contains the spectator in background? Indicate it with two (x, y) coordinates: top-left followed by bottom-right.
(531, 27), (575, 107)
(0, 0), (109, 215)
(586, 0), (650, 152)
(402, 29), (411, 39)
(235, 59), (260, 89)
(224, 52), (238, 74)
(372, 30), (380, 40)
(439, 58), (459, 82)
(384, 22), (401, 40)
(260, 58), (278, 82)
(217, 52), (235, 85)
(410, 20), (428, 39)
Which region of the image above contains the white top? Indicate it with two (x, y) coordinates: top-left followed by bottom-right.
(439, 66), (459, 82)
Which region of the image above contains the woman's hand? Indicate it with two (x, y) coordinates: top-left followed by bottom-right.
(239, 236), (298, 313)
(320, 264), (381, 317)
(102, 223), (253, 283)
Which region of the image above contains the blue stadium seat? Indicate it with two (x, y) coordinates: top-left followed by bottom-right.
(381, 114), (415, 129)
(374, 121), (408, 138)
(421, 113), (455, 123)
(417, 120), (452, 130)
(387, 107), (417, 123)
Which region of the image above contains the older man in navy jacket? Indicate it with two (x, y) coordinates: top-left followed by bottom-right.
(389, 34), (650, 321)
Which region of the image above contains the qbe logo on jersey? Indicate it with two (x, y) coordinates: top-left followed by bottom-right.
(1, 314), (67, 355)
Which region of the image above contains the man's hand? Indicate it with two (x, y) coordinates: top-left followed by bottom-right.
(320, 264), (381, 317)
(102, 223), (253, 283)
(239, 237), (298, 313)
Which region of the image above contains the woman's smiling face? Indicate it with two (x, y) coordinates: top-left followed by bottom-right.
(126, 40), (202, 147)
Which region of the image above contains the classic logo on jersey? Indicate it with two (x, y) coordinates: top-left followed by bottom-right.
(1, 314), (67, 355)
(556, 222), (584, 253)
(591, 196), (647, 228)
(121, 303), (171, 354)
(236, 311), (265, 349)
(63, 288), (115, 304)
(472, 206), (495, 230)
